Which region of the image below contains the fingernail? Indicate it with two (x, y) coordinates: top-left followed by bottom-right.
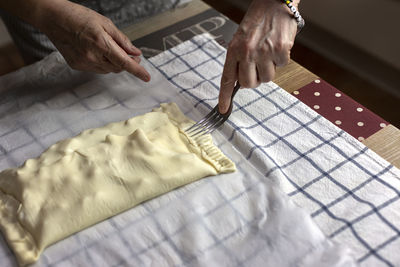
(143, 74), (150, 82)
(132, 46), (142, 55)
(133, 56), (141, 63)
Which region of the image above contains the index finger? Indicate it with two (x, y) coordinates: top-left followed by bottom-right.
(219, 51), (238, 114)
(105, 36), (151, 82)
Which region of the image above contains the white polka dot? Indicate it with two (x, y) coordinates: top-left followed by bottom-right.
(357, 122), (364, 127)
(335, 120), (342, 125)
(357, 107), (363, 112)
(314, 92), (320, 96)
(313, 105), (320, 110)
(380, 123), (386, 128)
(335, 106), (341, 111)
(293, 90), (299, 95)
(358, 136), (365, 141)
(335, 93), (341, 97)
(315, 79), (321, 84)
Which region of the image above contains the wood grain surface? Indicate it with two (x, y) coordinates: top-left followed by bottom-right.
(123, 0), (400, 169)
(363, 125), (400, 168)
(274, 61), (319, 93)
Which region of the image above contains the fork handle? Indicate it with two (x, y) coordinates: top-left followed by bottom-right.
(225, 82), (241, 114)
(231, 82), (241, 99)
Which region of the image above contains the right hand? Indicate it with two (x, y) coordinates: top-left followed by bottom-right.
(218, 0), (298, 113)
(37, 0), (150, 81)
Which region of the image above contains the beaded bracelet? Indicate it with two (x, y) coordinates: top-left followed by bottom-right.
(282, 0), (305, 33)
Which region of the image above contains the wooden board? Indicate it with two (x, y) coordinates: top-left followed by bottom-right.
(274, 60), (319, 93)
(363, 125), (400, 168)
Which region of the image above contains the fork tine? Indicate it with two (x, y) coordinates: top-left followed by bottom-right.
(186, 107), (219, 135)
(185, 106), (218, 133)
(190, 113), (225, 138)
(196, 115), (227, 137)
(185, 111), (212, 133)
(187, 113), (218, 136)
(207, 117), (228, 133)
(187, 82), (241, 139)
(188, 115), (220, 137)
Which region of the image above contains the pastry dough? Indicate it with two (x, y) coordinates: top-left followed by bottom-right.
(0, 103), (235, 266)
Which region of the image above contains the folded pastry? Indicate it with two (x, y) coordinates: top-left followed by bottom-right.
(0, 103), (235, 266)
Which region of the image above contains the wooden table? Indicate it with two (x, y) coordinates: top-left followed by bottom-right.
(122, 0), (400, 169)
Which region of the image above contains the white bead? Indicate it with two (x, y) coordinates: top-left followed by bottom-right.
(288, 3), (293, 7)
(291, 6), (297, 12)
(294, 11), (300, 18)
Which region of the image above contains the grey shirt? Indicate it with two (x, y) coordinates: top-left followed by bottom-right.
(0, 0), (181, 64)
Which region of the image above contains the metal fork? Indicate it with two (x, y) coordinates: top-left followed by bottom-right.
(185, 82), (241, 138)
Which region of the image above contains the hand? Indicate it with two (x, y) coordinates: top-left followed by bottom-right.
(37, 0), (150, 81)
(218, 0), (299, 113)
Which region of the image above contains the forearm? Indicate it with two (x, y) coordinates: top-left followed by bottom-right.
(0, 0), (70, 30)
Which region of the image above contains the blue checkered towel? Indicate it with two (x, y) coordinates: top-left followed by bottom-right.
(148, 34), (400, 266)
(0, 33), (399, 266)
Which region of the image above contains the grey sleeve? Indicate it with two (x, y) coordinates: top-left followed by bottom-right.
(0, 0), (183, 64)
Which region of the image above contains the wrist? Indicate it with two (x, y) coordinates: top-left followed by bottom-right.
(281, 0), (305, 33)
(291, 0), (300, 8)
(30, 0), (73, 32)
(240, 0), (282, 28)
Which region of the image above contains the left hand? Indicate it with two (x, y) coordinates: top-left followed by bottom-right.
(36, 0), (151, 81)
(218, 0), (299, 113)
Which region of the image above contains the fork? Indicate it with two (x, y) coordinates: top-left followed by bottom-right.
(185, 82), (241, 138)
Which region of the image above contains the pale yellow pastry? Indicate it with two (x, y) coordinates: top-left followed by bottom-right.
(0, 103), (235, 266)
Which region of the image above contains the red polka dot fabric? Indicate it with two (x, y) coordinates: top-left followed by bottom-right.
(292, 79), (389, 141)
